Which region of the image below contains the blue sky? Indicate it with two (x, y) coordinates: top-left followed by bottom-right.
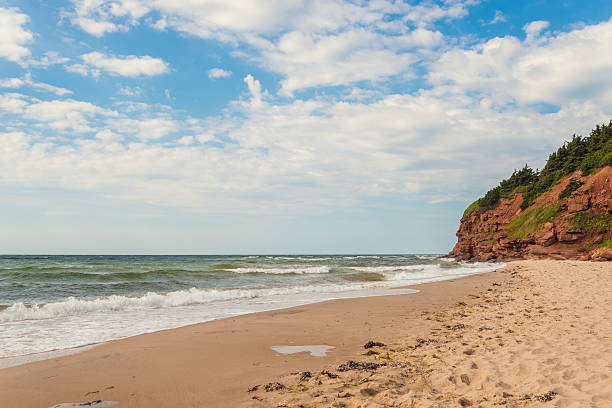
(1, 0), (611, 254)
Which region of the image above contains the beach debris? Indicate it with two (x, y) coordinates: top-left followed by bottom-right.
(360, 388), (379, 396)
(415, 338), (437, 347)
(320, 370), (338, 378)
(247, 385), (259, 392)
(535, 391), (558, 402)
(460, 374), (471, 385)
(337, 360), (385, 372)
(364, 349), (379, 355)
(49, 402), (118, 408)
(447, 323), (467, 330)
(374, 352), (392, 360)
(264, 382), (285, 392)
(299, 371), (312, 382)
(337, 392), (352, 398)
(363, 340), (386, 349)
(458, 397), (472, 406)
(463, 348), (475, 355)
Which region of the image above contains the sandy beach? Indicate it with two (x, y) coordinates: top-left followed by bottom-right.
(0, 260), (610, 407)
(250, 260), (612, 407)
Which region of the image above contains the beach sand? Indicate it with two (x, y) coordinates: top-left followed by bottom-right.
(250, 260), (611, 407)
(0, 260), (609, 407)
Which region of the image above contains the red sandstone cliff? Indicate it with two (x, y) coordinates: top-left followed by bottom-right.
(449, 166), (612, 261)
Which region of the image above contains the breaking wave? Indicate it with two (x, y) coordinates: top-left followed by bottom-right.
(0, 282), (363, 323)
(223, 266), (331, 274)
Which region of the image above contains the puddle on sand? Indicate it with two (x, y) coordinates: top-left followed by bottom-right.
(49, 401), (119, 408)
(270, 345), (335, 357)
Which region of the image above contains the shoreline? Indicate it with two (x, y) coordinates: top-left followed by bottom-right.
(0, 266), (507, 407)
(0, 261), (502, 369)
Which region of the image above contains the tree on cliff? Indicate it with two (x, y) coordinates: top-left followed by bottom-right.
(466, 121), (612, 215)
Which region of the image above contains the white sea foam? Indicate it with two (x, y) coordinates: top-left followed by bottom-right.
(0, 282), (361, 323)
(349, 262), (501, 278)
(349, 265), (434, 273)
(226, 266), (331, 274)
(386, 263), (503, 282)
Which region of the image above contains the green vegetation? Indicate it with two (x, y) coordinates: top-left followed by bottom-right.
(504, 204), (560, 239)
(462, 199), (482, 218)
(559, 179), (584, 199)
(568, 210), (612, 234)
(603, 238), (612, 248)
(464, 121), (612, 217)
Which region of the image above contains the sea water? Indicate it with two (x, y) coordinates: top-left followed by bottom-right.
(0, 255), (503, 366)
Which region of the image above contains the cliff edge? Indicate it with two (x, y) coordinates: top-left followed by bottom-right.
(449, 123), (612, 262)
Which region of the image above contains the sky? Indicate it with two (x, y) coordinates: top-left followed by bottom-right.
(1, 0), (612, 254)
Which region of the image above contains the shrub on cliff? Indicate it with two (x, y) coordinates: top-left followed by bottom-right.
(559, 179), (584, 199)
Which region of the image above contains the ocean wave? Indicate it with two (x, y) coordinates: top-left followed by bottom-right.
(3, 268), (220, 282)
(0, 282), (364, 323)
(348, 262), (503, 280)
(348, 265), (435, 273)
(224, 266), (331, 274)
(387, 263), (504, 281)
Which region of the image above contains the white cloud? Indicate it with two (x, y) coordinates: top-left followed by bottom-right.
(176, 135), (195, 145)
(27, 51), (70, 67)
(524, 20), (550, 42)
(0, 7), (34, 64)
(66, 63), (97, 78)
(66, 1), (475, 93)
(208, 68), (232, 79)
(95, 129), (123, 143)
(488, 10), (506, 25)
(3, 8), (612, 216)
(0, 93), (29, 113)
(112, 117), (179, 140)
(70, 52), (170, 78)
(23, 99), (115, 132)
(0, 74), (73, 96)
(243, 74), (264, 107)
(0, 78), (25, 88)
(256, 29), (417, 95)
(429, 17), (612, 107)
(68, 0), (150, 36)
(1, 88), (607, 212)
(118, 85), (142, 97)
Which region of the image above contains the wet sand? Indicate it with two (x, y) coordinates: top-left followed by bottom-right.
(0, 269), (505, 408)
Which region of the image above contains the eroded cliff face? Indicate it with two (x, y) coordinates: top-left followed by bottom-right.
(449, 166), (612, 261)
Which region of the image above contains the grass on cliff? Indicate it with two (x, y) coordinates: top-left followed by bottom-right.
(568, 210), (612, 234)
(504, 204), (560, 239)
(464, 121), (612, 217)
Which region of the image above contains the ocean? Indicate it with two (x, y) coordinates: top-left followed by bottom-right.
(0, 254), (502, 366)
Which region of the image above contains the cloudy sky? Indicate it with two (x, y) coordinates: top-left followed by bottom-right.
(1, 0), (611, 254)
